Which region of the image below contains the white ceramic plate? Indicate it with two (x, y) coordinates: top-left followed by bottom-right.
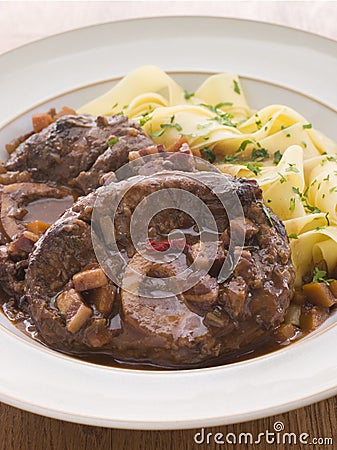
(0, 17), (337, 430)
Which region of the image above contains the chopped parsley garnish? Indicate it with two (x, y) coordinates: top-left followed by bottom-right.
(304, 203), (321, 214)
(301, 141), (307, 148)
(184, 90), (195, 100)
(214, 101), (233, 108)
(200, 103), (236, 127)
(200, 102), (233, 113)
(111, 102), (119, 109)
(286, 133), (291, 138)
(218, 155), (239, 164)
(236, 139), (254, 153)
(323, 174), (330, 182)
(251, 148), (269, 162)
(325, 212), (330, 226)
(288, 233), (298, 239)
(330, 186), (337, 193)
(115, 104), (129, 115)
(303, 186), (309, 197)
(321, 156), (337, 166)
(233, 80), (241, 94)
(292, 186), (304, 200)
(196, 123), (211, 129)
(315, 226), (326, 231)
(108, 137), (119, 147)
(150, 129), (166, 138)
(278, 172), (287, 184)
(273, 150), (282, 165)
(303, 123), (312, 129)
(289, 197), (296, 212)
(312, 267), (334, 285)
(150, 115), (183, 138)
(209, 112), (236, 127)
(285, 163), (300, 173)
(139, 113), (152, 126)
(255, 119), (262, 129)
(246, 163), (262, 176)
(292, 187), (320, 213)
(201, 147), (216, 163)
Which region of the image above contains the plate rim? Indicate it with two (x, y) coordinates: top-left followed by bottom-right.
(0, 15), (337, 429)
(1, 14), (336, 59)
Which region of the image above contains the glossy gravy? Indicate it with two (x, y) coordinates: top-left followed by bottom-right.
(0, 194), (301, 371)
(23, 195), (75, 224)
(0, 284), (302, 371)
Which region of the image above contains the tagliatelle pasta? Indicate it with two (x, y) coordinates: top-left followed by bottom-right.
(78, 65), (337, 286)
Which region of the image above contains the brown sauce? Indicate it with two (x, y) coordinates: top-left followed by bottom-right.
(67, 336), (297, 370)
(0, 160), (330, 371)
(0, 285), (303, 371)
(23, 195), (75, 224)
(0, 188), (310, 371)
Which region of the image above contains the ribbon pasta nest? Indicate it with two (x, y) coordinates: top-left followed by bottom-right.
(79, 65), (337, 290)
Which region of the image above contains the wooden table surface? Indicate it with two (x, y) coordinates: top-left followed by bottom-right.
(0, 2), (337, 449)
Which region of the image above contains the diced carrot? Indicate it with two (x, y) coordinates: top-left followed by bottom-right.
(54, 106), (76, 119)
(32, 113), (53, 133)
(300, 305), (329, 331)
(302, 282), (337, 308)
(328, 280), (337, 298)
(274, 323), (297, 342)
(27, 220), (50, 236)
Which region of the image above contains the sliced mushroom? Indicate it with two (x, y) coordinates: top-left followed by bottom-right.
(90, 284), (116, 316)
(56, 288), (92, 334)
(73, 267), (108, 292)
(300, 305), (329, 331)
(274, 323), (298, 343)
